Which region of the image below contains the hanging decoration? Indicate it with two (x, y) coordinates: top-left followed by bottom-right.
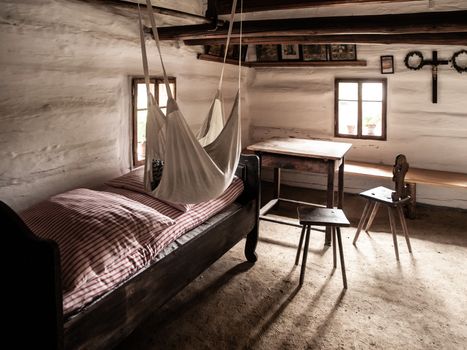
(402, 50), (467, 104)
(451, 50), (467, 73)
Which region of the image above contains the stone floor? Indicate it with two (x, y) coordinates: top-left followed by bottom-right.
(116, 183), (467, 350)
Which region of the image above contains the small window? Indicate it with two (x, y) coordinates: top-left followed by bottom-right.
(335, 78), (387, 140)
(132, 77), (176, 166)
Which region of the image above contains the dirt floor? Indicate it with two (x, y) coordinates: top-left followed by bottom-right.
(116, 183), (467, 350)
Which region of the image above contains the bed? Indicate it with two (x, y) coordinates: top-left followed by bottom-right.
(1, 154), (260, 350)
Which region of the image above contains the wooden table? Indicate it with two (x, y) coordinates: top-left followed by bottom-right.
(247, 137), (352, 245)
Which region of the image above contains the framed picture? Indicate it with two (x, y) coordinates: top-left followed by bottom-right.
(280, 44), (301, 60)
(302, 44), (328, 61)
(380, 55), (394, 74)
(205, 45), (224, 57)
(256, 44), (280, 62)
(329, 44), (357, 61)
(226, 45), (248, 61)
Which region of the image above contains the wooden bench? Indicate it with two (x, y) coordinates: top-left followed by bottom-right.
(344, 160), (467, 217)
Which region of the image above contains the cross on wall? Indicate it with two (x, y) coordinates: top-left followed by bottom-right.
(404, 50), (449, 104)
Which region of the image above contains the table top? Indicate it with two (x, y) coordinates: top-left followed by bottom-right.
(247, 137), (352, 160)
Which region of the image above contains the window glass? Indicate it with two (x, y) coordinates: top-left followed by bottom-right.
(362, 83), (383, 101)
(362, 101), (383, 137)
(133, 78), (176, 166)
(338, 82), (358, 100)
(158, 83), (175, 108)
(335, 79), (386, 140)
(338, 101), (358, 135)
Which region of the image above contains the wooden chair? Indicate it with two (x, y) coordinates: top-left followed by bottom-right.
(296, 207), (350, 288)
(353, 154), (412, 260)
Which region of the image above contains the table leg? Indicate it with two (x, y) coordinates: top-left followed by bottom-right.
(273, 167), (281, 199)
(325, 160), (335, 245)
(338, 158), (345, 209)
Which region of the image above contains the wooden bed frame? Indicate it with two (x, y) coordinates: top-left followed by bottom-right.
(2, 154), (260, 350)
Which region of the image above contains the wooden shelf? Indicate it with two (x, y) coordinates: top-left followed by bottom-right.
(197, 54), (367, 67)
(197, 54), (250, 66)
(248, 60), (367, 67)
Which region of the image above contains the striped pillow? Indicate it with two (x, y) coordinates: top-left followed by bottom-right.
(106, 168), (194, 212)
(21, 188), (175, 292)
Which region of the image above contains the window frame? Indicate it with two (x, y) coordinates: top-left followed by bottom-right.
(334, 78), (387, 141)
(131, 76), (176, 167)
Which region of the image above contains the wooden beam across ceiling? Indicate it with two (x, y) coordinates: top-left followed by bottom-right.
(184, 33), (467, 46)
(155, 10), (467, 45)
(216, 0), (423, 14)
(80, 0), (211, 24)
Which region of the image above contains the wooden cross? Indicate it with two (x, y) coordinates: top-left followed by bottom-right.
(423, 51), (449, 104)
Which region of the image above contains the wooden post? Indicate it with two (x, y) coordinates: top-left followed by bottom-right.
(405, 182), (417, 219)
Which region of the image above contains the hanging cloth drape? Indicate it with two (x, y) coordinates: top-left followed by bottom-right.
(138, 0), (243, 204)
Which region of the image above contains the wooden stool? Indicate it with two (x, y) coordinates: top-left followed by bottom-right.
(353, 186), (412, 261)
(353, 154), (413, 261)
(296, 207), (350, 288)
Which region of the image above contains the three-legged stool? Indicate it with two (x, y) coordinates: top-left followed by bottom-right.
(353, 186), (412, 261)
(296, 207), (350, 288)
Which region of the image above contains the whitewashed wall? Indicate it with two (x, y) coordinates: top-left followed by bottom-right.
(248, 44), (467, 209)
(0, 0), (251, 211)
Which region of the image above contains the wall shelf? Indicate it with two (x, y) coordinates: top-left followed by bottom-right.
(197, 54), (367, 67)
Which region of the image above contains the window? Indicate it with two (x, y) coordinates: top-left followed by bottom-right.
(132, 77), (176, 166)
(335, 78), (387, 140)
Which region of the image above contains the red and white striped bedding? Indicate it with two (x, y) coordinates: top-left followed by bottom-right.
(21, 177), (244, 316)
(105, 167), (195, 212)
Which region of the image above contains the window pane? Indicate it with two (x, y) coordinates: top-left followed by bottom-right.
(338, 82), (358, 101)
(338, 101), (358, 135)
(158, 82), (175, 107)
(362, 101), (383, 136)
(136, 110), (147, 161)
(137, 83), (155, 109)
(362, 83), (383, 101)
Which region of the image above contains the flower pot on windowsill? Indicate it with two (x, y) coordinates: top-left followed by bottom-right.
(365, 124), (377, 136)
(346, 124), (356, 134)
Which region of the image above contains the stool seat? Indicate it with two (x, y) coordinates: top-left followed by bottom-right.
(360, 186), (411, 207)
(298, 207), (351, 227)
(296, 207), (348, 288)
(354, 186), (413, 261)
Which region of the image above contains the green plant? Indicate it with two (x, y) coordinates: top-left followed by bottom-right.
(363, 114), (377, 126)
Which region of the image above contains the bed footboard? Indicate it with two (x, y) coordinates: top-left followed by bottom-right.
(1, 201), (64, 349)
(237, 154), (261, 262)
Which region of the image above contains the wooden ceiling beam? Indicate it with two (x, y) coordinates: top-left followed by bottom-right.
(185, 33), (467, 46)
(157, 11), (467, 40)
(216, 0), (424, 14)
(80, 0), (211, 24)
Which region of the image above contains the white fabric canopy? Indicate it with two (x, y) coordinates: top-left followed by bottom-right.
(138, 0), (243, 204)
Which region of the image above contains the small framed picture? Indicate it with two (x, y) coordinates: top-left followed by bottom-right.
(205, 45), (224, 57)
(329, 44), (357, 61)
(256, 44), (280, 62)
(226, 45), (249, 61)
(280, 44), (301, 60)
(302, 44), (328, 61)
(380, 55), (394, 74)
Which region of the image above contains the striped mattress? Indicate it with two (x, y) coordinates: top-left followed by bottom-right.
(21, 177), (244, 317)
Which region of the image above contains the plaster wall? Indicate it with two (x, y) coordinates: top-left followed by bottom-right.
(248, 44), (467, 209)
(0, 0), (251, 211)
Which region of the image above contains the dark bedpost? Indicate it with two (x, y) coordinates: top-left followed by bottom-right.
(240, 154), (260, 263)
(1, 201), (64, 349)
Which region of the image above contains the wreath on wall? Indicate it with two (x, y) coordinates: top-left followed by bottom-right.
(404, 50), (467, 73)
(404, 51), (424, 70)
(451, 50), (467, 73)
